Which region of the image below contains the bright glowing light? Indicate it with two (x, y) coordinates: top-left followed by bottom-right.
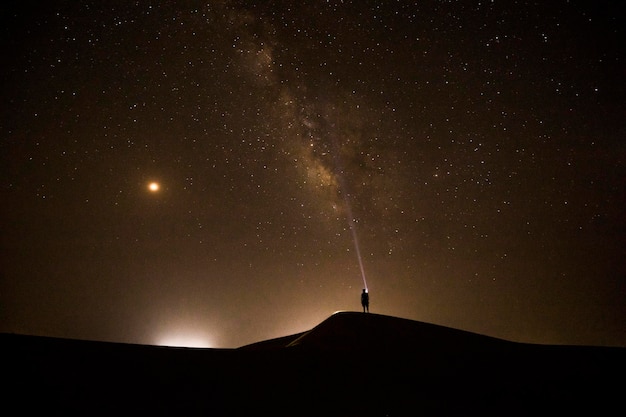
(156, 333), (212, 348)
(148, 182), (160, 192)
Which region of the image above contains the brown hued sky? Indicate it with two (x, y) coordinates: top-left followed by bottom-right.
(2, 1), (624, 348)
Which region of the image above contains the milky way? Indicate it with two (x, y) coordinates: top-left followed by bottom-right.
(2, 1), (624, 347)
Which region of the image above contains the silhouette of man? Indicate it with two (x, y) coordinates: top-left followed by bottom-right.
(361, 289), (369, 313)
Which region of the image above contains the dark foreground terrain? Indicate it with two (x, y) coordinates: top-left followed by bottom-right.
(3, 312), (625, 416)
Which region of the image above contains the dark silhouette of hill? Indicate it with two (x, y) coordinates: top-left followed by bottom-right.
(3, 312), (625, 416)
(242, 311), (510, 351)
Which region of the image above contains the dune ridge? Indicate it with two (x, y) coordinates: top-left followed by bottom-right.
(3, 312), (625, 416)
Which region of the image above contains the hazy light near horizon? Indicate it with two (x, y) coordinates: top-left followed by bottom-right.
(155, 331), (213, 348)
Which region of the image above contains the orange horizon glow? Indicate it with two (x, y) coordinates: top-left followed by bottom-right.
(155, 333), (213, 348)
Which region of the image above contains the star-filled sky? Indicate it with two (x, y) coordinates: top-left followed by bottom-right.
(2, 1), (624, 348)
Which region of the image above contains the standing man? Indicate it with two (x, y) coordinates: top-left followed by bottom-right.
(361, 289), (369, 313)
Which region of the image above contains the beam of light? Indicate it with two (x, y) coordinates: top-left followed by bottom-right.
(329, 130), (369, 292)
(342, 191), (369, 291)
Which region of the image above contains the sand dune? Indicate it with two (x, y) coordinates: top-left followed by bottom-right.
(243, 311), (510, 351)
(3, 312), (625, 416)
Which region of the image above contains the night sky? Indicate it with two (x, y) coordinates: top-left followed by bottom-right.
(2, 1), (624, 348)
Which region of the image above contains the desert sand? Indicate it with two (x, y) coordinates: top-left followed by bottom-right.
(3, 311), (624, 416)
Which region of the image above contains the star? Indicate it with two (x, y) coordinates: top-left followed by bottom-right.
(148, 182), (160, 192)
